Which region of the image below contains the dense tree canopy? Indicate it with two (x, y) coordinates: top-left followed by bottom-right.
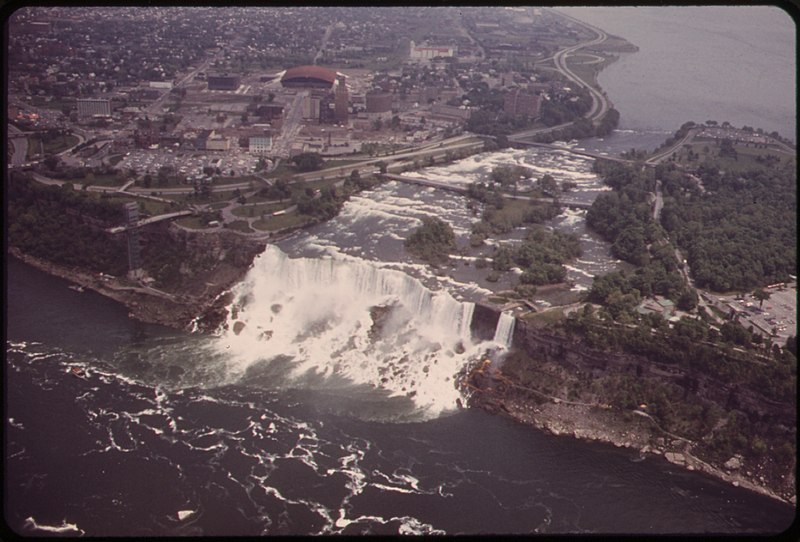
(658, 156), (796, 291)
(8, 173), (127, 275)
(404, 217), (457, 265)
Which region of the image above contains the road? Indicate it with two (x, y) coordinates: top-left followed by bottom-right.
(144, 49), (224, 117)
(509, 10), (611, 142)
(8, 124), (29, 167)
(313, 23), (335, 65)
(272, 91), (307, 158)
(646, 128), (698, 165)
(550, 10), (610, 122)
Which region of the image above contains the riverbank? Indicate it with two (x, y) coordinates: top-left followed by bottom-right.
(464, 341), (796, 507)
(8, 226), (265, 333)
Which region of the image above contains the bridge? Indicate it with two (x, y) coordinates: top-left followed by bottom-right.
(382, 173), (468, 194)
(509, 139), (633, 165)
(107, 210), (194, 234)
(382, 173), (593, 210)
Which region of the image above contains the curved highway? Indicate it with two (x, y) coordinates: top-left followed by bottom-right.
(509, 10), (611, 141)
(551, 10), (610, 122)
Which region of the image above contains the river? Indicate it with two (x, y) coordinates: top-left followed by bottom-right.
(559, 6), (796, 140)
(5, 7), (797, 536)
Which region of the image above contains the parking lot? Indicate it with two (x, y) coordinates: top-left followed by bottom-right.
(117, 147), (262, 179)
(713, 282), (797, 344)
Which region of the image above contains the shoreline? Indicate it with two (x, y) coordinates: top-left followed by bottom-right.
(10, 243), (794, 507)
(466, 367), (795, 507)
(7, 246), (250, 333)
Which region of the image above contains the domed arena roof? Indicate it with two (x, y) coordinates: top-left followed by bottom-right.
(281, 65), (337, 87)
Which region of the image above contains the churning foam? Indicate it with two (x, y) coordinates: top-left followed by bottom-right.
(215, 245), (497, 417)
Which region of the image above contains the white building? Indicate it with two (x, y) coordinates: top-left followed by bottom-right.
(248, 136), (273, 155)
(409, 41), (456, 61)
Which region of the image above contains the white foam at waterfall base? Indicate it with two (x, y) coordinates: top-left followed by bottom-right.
(215, 245), (491, 418)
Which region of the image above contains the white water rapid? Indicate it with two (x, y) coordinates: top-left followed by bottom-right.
(216, 245), (500, 417)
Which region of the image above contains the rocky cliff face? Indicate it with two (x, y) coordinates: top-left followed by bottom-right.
(463, 305), (796, 504)
(470, 302), (501, 341)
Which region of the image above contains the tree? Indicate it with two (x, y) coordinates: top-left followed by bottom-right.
(377, 161), (388, 174)
(752, 288), (771, 308)
(677, 288), (699, 311)
(291, 152), (324, 172)
(404, 217), (457, 264)
(43, 154), (60, 171)
(538, 174), (558, 195)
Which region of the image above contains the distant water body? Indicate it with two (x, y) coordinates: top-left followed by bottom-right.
(558, 6), (796, 140)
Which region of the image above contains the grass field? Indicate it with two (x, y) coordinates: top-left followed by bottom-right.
(26, 134), (80, 160)
(253, 211), (311, 232)
(176, 215), (208, 229)
(565, 54), (613, 90)
(522, 307), (566, 325)
(231, 201), (289, 218)
(226, 220), (254, 233)
(673, 140), (796, 173)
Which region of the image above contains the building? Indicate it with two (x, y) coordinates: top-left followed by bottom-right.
(207, 74), (241, 91)
(334, 75), (349, 124)
(281, 65), (337, 90)
(503, 88), (541, 119)
(77, 98), (111, 119)
(254, 103), (284, 121)
(123, 202), (142, 279)
(248, 136), (272, 155)
(365, 90), (392, 114)
(409, 41), (457, 61)
(205, 134), (231, 151)
(302, 95), (321, 120)
(430, 103), (471, 121)
(149, 81), (174, 89)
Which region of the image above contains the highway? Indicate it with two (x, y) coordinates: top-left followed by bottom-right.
(645, 128), (698, 165)
(8, 124), (29, 167)
(551, 10), (610, 122)
(509, 9), (611, 143)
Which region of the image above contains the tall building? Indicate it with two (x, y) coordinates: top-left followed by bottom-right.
(503, 88), (541, 119)
(302, 95), (321, 120)
(77, 98), (111, 118)
(123, 202), (142, 278)
(334, 75), (349, 124)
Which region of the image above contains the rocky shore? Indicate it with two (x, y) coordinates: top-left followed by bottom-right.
(462, 350), (795, 507)
(8, 225), (266, 333)
(9, 238), (795, 507)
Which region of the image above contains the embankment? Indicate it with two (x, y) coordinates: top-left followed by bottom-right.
(9, 223), (266, 333)
(465, 304), (796, 506)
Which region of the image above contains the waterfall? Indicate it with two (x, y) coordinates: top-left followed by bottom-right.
(492, 312), (516, 349)
(214, 245), (489, 417)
